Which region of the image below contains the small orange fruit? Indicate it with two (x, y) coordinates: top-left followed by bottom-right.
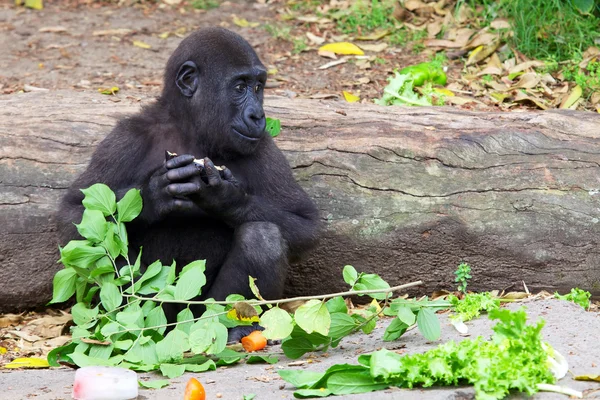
(184, 377), (206, 400)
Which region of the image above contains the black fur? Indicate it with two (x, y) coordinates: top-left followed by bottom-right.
(57, 27), (320, 342)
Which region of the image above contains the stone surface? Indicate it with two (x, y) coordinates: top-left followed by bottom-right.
(1, 91), (599, 312)
(0, 299), (599, 399)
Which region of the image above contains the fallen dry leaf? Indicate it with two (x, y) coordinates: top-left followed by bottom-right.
(132, 40), (152, 49)
(92, 28), (133, 36)
(358, 43), (388, 52)
(38, 26), (67, 33)
(306, 32), (325, 45)
(513, 73), (541, 89)
(317, 58), (347, 70)
(559, 85), (582, 109)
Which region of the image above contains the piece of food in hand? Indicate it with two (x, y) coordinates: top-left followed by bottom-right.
(184, 377), (206, 400)
(241, 330), (268, 352)
(166, 151), (224, 170)
(72, 366), (138, 400)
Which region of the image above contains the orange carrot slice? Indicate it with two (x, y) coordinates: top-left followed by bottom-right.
(241, 330), (267, 352)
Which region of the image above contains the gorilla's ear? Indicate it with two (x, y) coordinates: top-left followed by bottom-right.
(175, 61), (199, 97)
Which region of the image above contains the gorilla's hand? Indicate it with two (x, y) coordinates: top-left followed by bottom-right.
(139, 154), (201, 222)
(189, 157), (247, 217)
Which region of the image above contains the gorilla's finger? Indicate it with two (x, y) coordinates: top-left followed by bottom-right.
(167, 182), (201, 196)
(165, 154), (195, 169)
(203, 158), (222, 186)
(172, 198), (196, 212)
(221, 166), (234, 181)
(166, 163), (201, 182)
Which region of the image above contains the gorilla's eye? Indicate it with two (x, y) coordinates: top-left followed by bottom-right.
(235, 84), (247, 93)
(254, 84), (262, 93)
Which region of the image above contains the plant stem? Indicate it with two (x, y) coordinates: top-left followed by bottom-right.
(123, 280), (423, 306)
(537, 384), (582, 398)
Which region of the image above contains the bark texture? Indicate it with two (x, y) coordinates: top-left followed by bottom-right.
(1, 91), (599, 312)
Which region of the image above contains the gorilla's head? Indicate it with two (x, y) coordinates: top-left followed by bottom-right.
(162, 27), (267, 156)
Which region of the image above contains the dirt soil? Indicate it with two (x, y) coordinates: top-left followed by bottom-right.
(1, 299), (600, 399)
(0, 0), (450, 105)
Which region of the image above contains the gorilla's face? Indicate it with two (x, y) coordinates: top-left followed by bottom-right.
(170, 28), (268, 156)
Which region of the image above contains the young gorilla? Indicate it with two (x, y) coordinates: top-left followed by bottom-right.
(57, 27), (320, 341)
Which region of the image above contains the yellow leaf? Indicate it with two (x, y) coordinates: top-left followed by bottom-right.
(342, 91), (360, 103)
(319, 42), (364, 55)
(433, 88), (455, 97)
(226, 302), (260, 322)
(24, 0), (43, 9)
(4, 357), (50, 369)
(132, 40), (151, 49)
(98, 86), (119, 95)
(232, 15), (259, 28)
(0, 347), (7, 354)
(369, 298), (382, 312)
(158, 32), (170, 39)
(560, 85), (582, 109)
(574, 375), (600, 382)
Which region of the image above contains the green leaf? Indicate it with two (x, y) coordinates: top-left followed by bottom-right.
(325, 296), (348, 314)
(88, 343), (114, 360)
(99, 282), (122, 312)
(260, 307), (293, 340)
(183, 360), (216, 372)
(214, 348), (244, 366)
(369, 348), (403, 379)
(246, 355), (279, 364)
(70, 353), (124, 368)
(116, 304), (144, 328)
(189, 319), (228, 355)
(145, 305), (168, 335)
(159, 363), (186, 379)
(166, 260), (177, 285)
(132, 260), (162, 293)
(353, 273), (390, 300)
(138, 379), (170, 389)
(49, 268), (78, 304)
(328, 313), (358, 341)
(243, 394), (257, 400)
(327, 370), (388, 395)
(383, 318), (408, 341)
(71, 303), (99, 326)
(174, 260), (206, 300)
(396, 305), (416, 326)
(47, 342), (77, 367)
(60, 240), (107, 270)
(100, 322), (121, 339)
(156, 329), (190, 363)
(75, 209), (109, 243)
(176, 308), (195, 334)
(278, 369), (324, 388)
(81, 183), (117, 217)
(294, 299), (331, 336)
(102, 225), (121, 259)
(342, 265), (358, 285)
(293, 388), (332, 398)
(281, 337), (316, 359)
(573, 0), (595, 14)
(125, 340), (158, 365)
(416, 307), (441, 341)
(116, 189), (143, 223)
(265, 117), (281, 137)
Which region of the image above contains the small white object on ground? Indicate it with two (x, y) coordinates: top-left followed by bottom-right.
(72, 366), (138, 400)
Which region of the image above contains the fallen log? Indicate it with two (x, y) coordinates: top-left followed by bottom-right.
(1, 90), (599, 313)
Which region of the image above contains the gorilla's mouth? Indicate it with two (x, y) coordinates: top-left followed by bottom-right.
(232, 127), (261, 141)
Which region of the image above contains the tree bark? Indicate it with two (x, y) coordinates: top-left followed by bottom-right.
(1, 91), (599, 313)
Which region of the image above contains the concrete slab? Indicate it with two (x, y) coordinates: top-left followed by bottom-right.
(1, 299), (599, 399)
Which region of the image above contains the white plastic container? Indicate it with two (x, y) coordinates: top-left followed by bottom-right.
(72, 366), (138, 400)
